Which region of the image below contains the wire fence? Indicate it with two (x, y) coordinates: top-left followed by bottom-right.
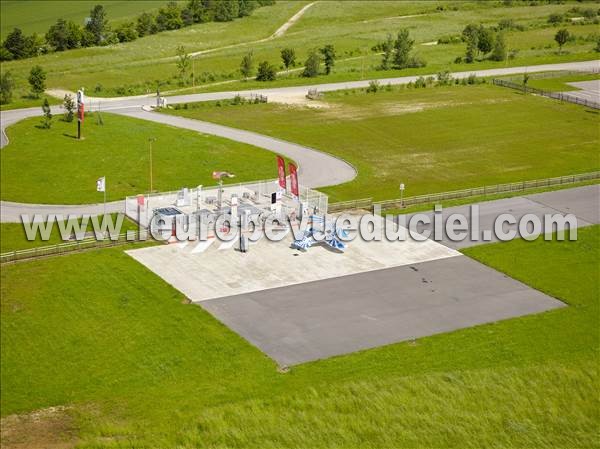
(492, 78), (600, 109)
(329, 171), (600, 213)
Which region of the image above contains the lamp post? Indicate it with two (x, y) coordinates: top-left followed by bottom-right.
(149, 137), (156, 193)
(400, 183), (405, 208)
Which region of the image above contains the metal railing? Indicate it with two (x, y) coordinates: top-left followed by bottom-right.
(492, 78), (600, 109)
(329, 171), (600, 212)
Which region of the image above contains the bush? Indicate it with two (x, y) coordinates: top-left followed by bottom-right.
(28, 65), (46, 98)
(0, 71), (14, 104)
(366, 80), (380, 93)
(63, 94), (75, 122)
(302, 51), (321, 78)
(548, 13), (564, 25)
(407, 55), (427, 68)
(414, 76), (426, 88)
(256, 61), (277, 81)
(437, 70), (452, 85)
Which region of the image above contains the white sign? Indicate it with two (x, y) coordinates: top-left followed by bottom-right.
(96, 176), (105, 192)
(400, 183), (405, 191)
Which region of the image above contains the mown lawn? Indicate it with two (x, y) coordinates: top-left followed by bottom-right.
(2, 0), (598, 109)
(0, 112), (282, 204)
(526, 73), (600, 92)
(1, 224), (598, 448)
(0, 213), (139, 253)
(163, 83), (600, 202)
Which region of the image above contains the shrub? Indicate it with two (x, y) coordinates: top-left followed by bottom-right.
(28, 65), (46, 98)
(0, 71), (14, 104)
(414, 76), (426, 88)
(437, 70), (452, 85)
(302, 51), (321, 78)
(41, 98), (52, 129)
(63, 94), (75, 122)
(256, 61), (277, 81)
(366, 80), (380, 93)
(548, 13), (564, 25)
(407, 55), (427, 68)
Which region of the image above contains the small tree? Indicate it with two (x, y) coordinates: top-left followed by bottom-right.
(319, 44), (336, 75)
(380, 33), (394, 70)
(256, 61), (276, 81)
(176, 45), (191, 85)
(240, 51), (254, 80)
(393, 29), (414, 69)
(477, 26), (495, 55)
(41, 98), (52, 129)
(63, 94), (75, 122)
(302, 50), (321, 77)
(490, 32), (507, 61)
(0, 71), (14, 104)
(548, 13), (563, 25)
(86, 4), (109, 45)
(554, 28), (570, 53)
(28, 65), (46, 98)
(280, 48), (296, 72)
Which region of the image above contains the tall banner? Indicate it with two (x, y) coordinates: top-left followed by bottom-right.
(77, 90), (85, 123)
(289, 163), (299, 198)
(277, 156), (286, 190)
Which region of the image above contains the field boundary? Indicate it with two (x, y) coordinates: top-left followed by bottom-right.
(0, 232), (148, 264)
(492, 78), (600, 109)
(329, 171), (600, 212)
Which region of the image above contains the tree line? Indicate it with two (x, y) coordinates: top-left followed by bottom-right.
(1, 0), (275, 61)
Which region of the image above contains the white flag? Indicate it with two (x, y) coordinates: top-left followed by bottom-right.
(96, 177), (105, 192)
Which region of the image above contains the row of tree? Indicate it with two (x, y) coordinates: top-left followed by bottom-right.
(1, 0), (275, 61)
(461, 24), (507, 63)
(235, 45), (337, 82)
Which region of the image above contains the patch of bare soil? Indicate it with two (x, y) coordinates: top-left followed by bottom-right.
(1, 406), (78, 449)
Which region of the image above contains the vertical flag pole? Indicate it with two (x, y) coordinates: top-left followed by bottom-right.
(104, 178), (107, 219)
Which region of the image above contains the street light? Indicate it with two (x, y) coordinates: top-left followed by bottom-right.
(400, 183), (405, 208)
(149, 137), (156, 193)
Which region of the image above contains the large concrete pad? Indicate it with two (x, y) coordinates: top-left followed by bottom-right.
(400, 185), (599, 250)
(126, 226), (460, 302)
(200, 256), (565, 366)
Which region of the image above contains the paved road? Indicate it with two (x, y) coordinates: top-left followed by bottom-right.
(1, 60), (598, 220)
(115, 109), (356, 188)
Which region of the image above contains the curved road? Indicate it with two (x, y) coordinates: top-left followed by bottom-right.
(1, 60), (599, 222)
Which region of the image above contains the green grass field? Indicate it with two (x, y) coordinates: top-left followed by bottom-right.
(0, 213), (139, 253)
(0, 112), (283, 204)
(1, 1), (598, 109)
(1, 225), (597, 447)
(162, 83), (600, 202)
(527, 73), (600, 92)
(0, 1), (168, 39)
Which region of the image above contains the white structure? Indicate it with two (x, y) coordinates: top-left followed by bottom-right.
(125, 179), (328, 236)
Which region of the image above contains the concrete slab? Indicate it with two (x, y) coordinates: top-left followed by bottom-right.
(126, 221), (460, 302)
(200, 256), (565, 366)
(400, 185), (599, 250)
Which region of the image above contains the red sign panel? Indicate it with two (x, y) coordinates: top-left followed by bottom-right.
(77, 103), (84, 123)
(277, 156), (286, 190)
(289, 163), (299, 198)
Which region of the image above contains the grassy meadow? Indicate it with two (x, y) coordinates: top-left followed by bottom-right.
(2, 1), (599, 109)
(0, 112), (283, 204)
(1, 225), (598, 447)
(163, 82), (600, 202)
(0, 1), (168, 39)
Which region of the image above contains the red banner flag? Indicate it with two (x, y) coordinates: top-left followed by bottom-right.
(289, 163), (299, 198)
(277, 156), (286, 190)
(77, 103), (84, 123)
